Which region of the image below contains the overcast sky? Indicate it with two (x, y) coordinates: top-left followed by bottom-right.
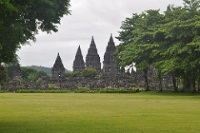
(17, 0), (183, 71)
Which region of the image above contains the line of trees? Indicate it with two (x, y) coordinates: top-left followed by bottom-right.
(6, 66), (49, 82)
(116, 0), (200, 92)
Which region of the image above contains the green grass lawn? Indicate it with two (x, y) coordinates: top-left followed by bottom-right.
(0, 92), (200, 133)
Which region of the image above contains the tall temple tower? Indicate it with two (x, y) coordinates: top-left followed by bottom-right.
(102, 35), (119, 75)
(73, 45), (85, 71)
(86, 36), (101, 72)
(52, 53), (65, 79)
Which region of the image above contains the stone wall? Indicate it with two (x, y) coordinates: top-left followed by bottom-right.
(2, 68), (178, 91)
(48, 74), (136, 90)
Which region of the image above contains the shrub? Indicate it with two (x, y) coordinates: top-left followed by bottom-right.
(48, 84), (57, 88)
(71, 71), (81, 77)
(64, 72), (72, 77)
(64, 71), (81, 77)
(81, 68), (97, 77)
(16, 90), (71, 93)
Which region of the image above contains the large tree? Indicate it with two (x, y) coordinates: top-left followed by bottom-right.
(0, 0), (71, 64)
(159, 0), (200, 92)
(117, 10), (164, 91)
(117, 0), (200, 92)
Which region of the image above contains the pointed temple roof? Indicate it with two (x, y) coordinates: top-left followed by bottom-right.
(87, 36), (98, 56)
(86, 36), (101, 72)
(90, 36), (96, 48)
(76, 45), (82, 55)
(103, 34), (116, 63)
(103, 34), (119, 74)
(73, 45), (85, 71)
(108, 34), (115, 47)
(52, 53), (65, 71)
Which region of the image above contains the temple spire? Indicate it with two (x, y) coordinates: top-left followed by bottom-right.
(77, 45), (82, 55)
(73, 45), (85, 71)
(90, 36), (97, 49)
(108, 34), (115, 48)
(109, 34), (114, 43)
(102, 34), (119, 74)
(86, 36), (101, 72)
(52, 53), (65, 79)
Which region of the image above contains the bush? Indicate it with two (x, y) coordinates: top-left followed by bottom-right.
(16, 90), (71, 93)
(0, 90), (7, 93)
(99, 88), (139, 93)
(64, 72), (72, 77)
(64, 68), (97, 78)
(81, 68), (97, 77)
(64, 71), (81, 77)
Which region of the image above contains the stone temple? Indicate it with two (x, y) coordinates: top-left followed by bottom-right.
(52, 35), (120, 75)
(73, 45), (85, 71)
(85, 36), (101, 72)
(2, 35), (177, 91)
(52, 53), (65, 79)
(102, 34), (119, 75)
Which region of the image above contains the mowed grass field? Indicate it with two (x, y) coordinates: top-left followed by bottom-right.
(0, 92), (200, 133)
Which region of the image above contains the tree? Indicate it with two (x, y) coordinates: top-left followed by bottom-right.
(21, 67), (37, 80)
(117, 10), (164, 91)
(0, 0), (71, 65)
(117, 0), (200, 92)
(21, 67), (49, 83)
(156, 1), (200, 92)
(28, 70), (48, 82)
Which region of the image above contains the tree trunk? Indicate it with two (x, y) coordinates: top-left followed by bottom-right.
(192, 80), (196, 93)
(172, 75), (178, 92)
(159, 77), (162, 92)
(143, 68), (149, 91)
(190, 69), (196, 93)
(183, 71), (196, 92)
(198, 69), (200, 92)
(183, 77), (190, 92)
(158, 71), (162, 92)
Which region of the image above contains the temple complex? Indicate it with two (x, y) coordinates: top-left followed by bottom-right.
(52, 53), (65, 79)
(2, 35), (177, 91)
(72, 35), (120, 75)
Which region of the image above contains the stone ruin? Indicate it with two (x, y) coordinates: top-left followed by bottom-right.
(1, 35), (178, 91)
(73, 45), (85, 71)
(85, 36), (101, 73)
(52, 35), (121, 79)
(49, 35), (176, 90)
(52, 53), (65, 79)
(102, 35), (120, 75)
(49, 35), (129, 90)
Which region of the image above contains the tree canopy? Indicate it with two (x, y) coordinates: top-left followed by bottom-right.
(117, 0), (200, 92)
(0, 0), (71, 64)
